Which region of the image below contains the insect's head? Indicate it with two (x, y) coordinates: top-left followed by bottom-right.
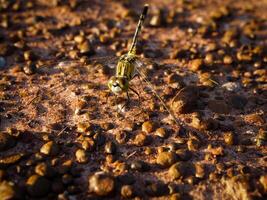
(108, 76), (129, 95)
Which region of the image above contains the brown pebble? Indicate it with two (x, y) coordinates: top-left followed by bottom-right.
(115, 130), (128, 144)
(204, 53), (214, 64)
(134, 131), (150, 146)
(190, 59), (203, 72)
(40, 141), (59, 156)
(172, 86), (199, 114)
(224, 132), (236, 145)
(77, 122), (91, 133)
(207, 145), (224, 156)
(142, 121), (154, 133)
(168, 162), (183, 180)
(156, 152), (177, 168)
(195, 163), (205, 179)
(88, 172), (115, 196)
(104, 141), (117, 154)
(74, 35), (85, 44)
(166, 73), (183, 84)
(35, 162), (54, 177)
(75, 149), (88, 163)
(187, 138), (200, 151)
(23, 62), (36, 75)
(0, 181), (17, 199)
(155, 127), (168, 138)
(0, 153), (23, 168)
(223, 55), (233, 64)
(121, 185), (134, 198)
(81, 138), (95, 151)
(78, 40), (94, 55)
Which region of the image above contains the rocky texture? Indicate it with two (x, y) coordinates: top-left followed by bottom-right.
(0, 0), (266, 199)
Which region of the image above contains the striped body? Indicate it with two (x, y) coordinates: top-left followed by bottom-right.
(116, 53), (136, 81)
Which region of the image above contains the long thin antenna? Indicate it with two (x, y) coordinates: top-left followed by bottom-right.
(128, 4), (149, 54)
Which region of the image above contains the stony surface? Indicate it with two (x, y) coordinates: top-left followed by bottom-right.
(0, 0), (266, 199)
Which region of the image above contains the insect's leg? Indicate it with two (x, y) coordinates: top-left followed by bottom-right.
(115, 95), (119, 112)
(121, 91), (131, 110)
(129, 86), (141, 104)
(130, 86), (145, 116)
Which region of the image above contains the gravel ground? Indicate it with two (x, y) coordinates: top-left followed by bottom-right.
(0, 0), (266, 199)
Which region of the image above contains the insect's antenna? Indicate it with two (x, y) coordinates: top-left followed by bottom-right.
(134, 67), (182, 126)
(128, 4), (149, 55)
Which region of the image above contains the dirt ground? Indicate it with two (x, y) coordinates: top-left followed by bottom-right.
(0, 0), (267, 199)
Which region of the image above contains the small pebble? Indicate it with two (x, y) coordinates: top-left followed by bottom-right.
(88, 172), (115, 196)
(168, 162), (183, 180)
(223, 55), (233, 64)
(221, 82), (240, 92)
(187, 138), (200, 151)
(172, 86), (199, 114)
(134, 131), (150, 146)
(155, 127), (168, 138)
(35, 162), (54, 177)
(121, 185), (134, 198)
(190, 59), (203, 72)
(0, 181), (16, 199)
(156, 152), (177, 168)
(142, 121), (154, 133)
(40, 141), (59, 156)
(104, 141), (116, 154)
(176, 149), (192, 161)
(195, 163), (205, 179)
(204, 53), (214, 64)
(78, 40), (94, 55)
(224, 132), (236, 145)
(0, 154), (23, 168)
(74, 35), (85, 44)
(23, 62), (36, 75)
(115, 130), (128, 144)
(75, 149), (88, 163)
(130, 160), (149, 172)
(77, 122), (91, 133)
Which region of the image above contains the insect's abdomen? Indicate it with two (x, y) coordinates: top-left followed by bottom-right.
(116, 60), (135, 80)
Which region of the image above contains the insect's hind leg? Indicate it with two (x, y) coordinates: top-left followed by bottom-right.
(129, 86), (141, 105)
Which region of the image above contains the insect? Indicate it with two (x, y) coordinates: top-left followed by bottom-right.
(107, 4), (149, 100)
(107, 4), (180, 125)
